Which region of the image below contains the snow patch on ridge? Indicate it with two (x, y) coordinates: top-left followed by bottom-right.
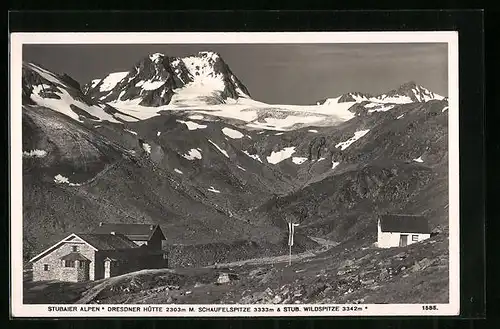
(98, 72), (128, 92)
(135, 80), (165, 91)
(207, 186), (221, 193)
(124, 129), (138, 135)
(90, 79), (101, 89)
(335, 130), (370, 150)
(373, 95), (413, 104)
(222, 127), (244, 139)
(174, 168), (183, 174)
(208, 140), (229, 158)
(142, 143), (151, 154)
(331, 161), (340, 170)
(243, 151), (263, 163)
(114, 113), (139, 122)
(413, 156), (424, 163)
(31, 85), (121, 124)
(23, 149), (47, 158)
(177, 120), (207, 130)
(365, 103), (396, 113)
(267, 147), (296, 164)
(110, 99), (161, 120)
(54, 174), (81, 186)
(292, 157), (308, 165)
(182, 148), (202, 160)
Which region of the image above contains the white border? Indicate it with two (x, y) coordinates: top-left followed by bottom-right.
(9, 32), (459, 317)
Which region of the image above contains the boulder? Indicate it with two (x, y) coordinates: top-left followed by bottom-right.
(418, 258), (433, 270)
(379, 268), (389, 280)
(216, 272), (239, 285)
(249, 268), (266, 278)
(342, 259), (355, 267)
(259, 271), (274, 284)
(217, 273), (230, 284)
(361, 279), (375, 285)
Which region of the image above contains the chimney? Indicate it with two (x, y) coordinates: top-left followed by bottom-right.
(99, 222), (103, 226)
(150, 225), (154, 230)
(110, 231), (115, 235)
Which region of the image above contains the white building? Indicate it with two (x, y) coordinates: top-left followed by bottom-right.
(377, 214), (431, 248)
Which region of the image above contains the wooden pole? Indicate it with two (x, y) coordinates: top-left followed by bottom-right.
(289, 243), (292, 266)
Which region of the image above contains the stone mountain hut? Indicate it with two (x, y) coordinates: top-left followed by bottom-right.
(377, 214), (431, 248)
(29, 229), (168, 283)
(29, 233), (141, 282)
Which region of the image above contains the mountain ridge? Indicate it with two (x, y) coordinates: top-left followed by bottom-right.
(318, 81), (445, 106)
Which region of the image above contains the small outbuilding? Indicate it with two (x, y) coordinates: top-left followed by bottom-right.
(377, 214), (431, 248)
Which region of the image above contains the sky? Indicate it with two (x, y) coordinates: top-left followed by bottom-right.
(23, 43), (448, 105)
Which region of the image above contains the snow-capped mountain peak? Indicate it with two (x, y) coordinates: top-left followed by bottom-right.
(373, 81), (445, 103)
(83, 51), (251, 107)
(318, 81), (445, 108)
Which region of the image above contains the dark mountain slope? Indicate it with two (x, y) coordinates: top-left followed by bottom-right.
(251, 100), (449, 241)
(21, 104), (294, 261)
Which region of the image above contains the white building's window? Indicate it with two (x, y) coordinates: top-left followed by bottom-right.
(72, 245), (78, 252)
(43, 264), (49, 271)
(412, 235), (418, 242)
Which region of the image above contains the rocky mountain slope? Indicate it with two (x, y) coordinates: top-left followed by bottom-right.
(21, 53), (449, 270)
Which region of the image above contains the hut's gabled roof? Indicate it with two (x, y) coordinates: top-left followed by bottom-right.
(379, 215), (431, 234)
(93, 223), (163, 241)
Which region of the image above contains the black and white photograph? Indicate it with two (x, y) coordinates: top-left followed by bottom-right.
(10, 32), (459, 317)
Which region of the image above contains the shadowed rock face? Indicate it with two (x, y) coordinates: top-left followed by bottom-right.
(83, 52), (251, 107)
